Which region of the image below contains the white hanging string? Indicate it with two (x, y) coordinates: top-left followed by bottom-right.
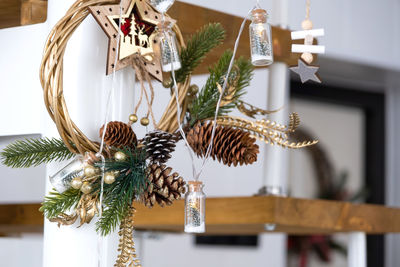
(165, 9), (252, 181)
(95, 2), (123, 267)
(160, 15), (197, 179)
(195, 11), (251, 180)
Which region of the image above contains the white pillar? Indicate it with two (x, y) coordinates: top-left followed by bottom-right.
(348, 232), (367, 267)
(262, 0), (290, 195)
(262, 62), (289, 195)
(43, 1), (135, 266)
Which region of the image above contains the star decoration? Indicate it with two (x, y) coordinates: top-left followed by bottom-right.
(89, 0), (175, 81)
(290, 58), (321, 83)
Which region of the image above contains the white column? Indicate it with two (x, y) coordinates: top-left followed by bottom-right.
(348, 232), (367, 267)
(262, 0), (290, 196)
(260, 2), (289, 267)
(43, 1), (135, 266)
(262, 63), (289, 195)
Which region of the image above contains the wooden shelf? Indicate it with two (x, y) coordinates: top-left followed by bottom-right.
(134, 196), (400, 235)
(1, 196), (399, 235)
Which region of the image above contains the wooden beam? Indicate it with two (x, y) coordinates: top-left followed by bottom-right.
(169, 1), (305, 72)
(133, 196), (400, 235)
(0, 0), (47, 29)
(0, 203), (43, 235)
(20, 0), (47, 26)
(1, 196), (400, 235)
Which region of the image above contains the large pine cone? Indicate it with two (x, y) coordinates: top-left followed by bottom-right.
(186, 122), (259, 167)
(142, 131), (179, 164)
(143, 163), (186, 208)
(99, 121), (137, 148)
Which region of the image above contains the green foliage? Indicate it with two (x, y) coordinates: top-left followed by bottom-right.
(0, 137), (74, 168)
(189, 50), (254, 126)
(95, 147), (148, 236)
(40, 189), (81, 219)
(174, 23), (226, 84)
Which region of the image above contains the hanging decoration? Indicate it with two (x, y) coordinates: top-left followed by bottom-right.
(290, 0), (325, 83)
(0, 0), (321, 266)
(88, 0), (175, 81)
(249, 6), (273, 66)
(289, 59), (321, 83)
(184, 181), (206, 233)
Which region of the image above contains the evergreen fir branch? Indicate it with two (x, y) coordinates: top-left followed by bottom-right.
(0, 137), (74, 168)
(174, 23), (226, 84)
(189, 50), (254, 126)
(40, 189), (81, 219)
(95, 147), (147, 236)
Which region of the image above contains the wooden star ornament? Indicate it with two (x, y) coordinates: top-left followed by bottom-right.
(89, 0), (175, 81)
(290, 58), (321, 83)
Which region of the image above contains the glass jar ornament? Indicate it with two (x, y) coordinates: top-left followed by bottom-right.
(249, 8), (273, 66)
(149, 0), (175, 14)
(184, 181), (206, 233)
(49, 155), (85, 193)
(156, 21), (181, 72)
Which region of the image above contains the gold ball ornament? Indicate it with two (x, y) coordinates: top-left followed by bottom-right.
(162, 77), (172, 88)
(104, 172), (116, 184)
(71, 177), (83, 189)
(84, 165), (99, 177)
(301, 52), (314, 64)
(140, 117), (150, 126)
(188, 84), (199, 95)
(114, 151), (127, 161)
(301, 19), (313, 30)
(129, 114), (138, 123)
(80, 182), (93, 194)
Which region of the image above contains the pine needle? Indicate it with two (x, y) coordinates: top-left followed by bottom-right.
(0, 137), (74, 168)
(189, 50), (254, 126)
(95, 147), (148, 236)
(40, 189), (81, 219)
(174, 23), (226, 84)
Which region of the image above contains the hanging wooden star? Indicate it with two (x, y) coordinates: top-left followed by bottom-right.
(290, 58), (321, 83)
(89, 0), (175, 81)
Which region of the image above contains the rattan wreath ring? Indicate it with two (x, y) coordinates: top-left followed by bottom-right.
(39, 0), (190, 155)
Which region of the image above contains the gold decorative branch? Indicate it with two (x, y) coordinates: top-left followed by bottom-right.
(236, 100), (283, 118)
(115, 207), (141, 267)
(254, 112), (300, 134)
(212, 115), (318, 149)
(287, 112), (301, 133)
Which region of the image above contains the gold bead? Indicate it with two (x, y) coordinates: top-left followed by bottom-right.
(84, 165), (99, 177)
(114, 151), (127, 161)
(80, 182), (93, 194)
(104, 172), (116, 184)
(71, 177), (83, 189)
(188, 84), (199, 95)
(129, 114), (138, 123)
(140, 117), (149, 126)
(301, 19), (313, 30)
(162, 77), (172, 88)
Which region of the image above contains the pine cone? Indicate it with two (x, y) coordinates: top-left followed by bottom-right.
(186, 122), (259, 167)
(99, 121), (137, 148)
(142, 131), (179, 164)
(143, 163), (186, 208)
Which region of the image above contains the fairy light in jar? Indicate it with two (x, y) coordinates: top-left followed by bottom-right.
(249, 7), (273, 66)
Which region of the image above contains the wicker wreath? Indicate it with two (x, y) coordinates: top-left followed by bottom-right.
(39, 0), (190, 155)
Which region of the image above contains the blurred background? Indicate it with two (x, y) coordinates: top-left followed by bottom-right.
(0, 0), (399, 266)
